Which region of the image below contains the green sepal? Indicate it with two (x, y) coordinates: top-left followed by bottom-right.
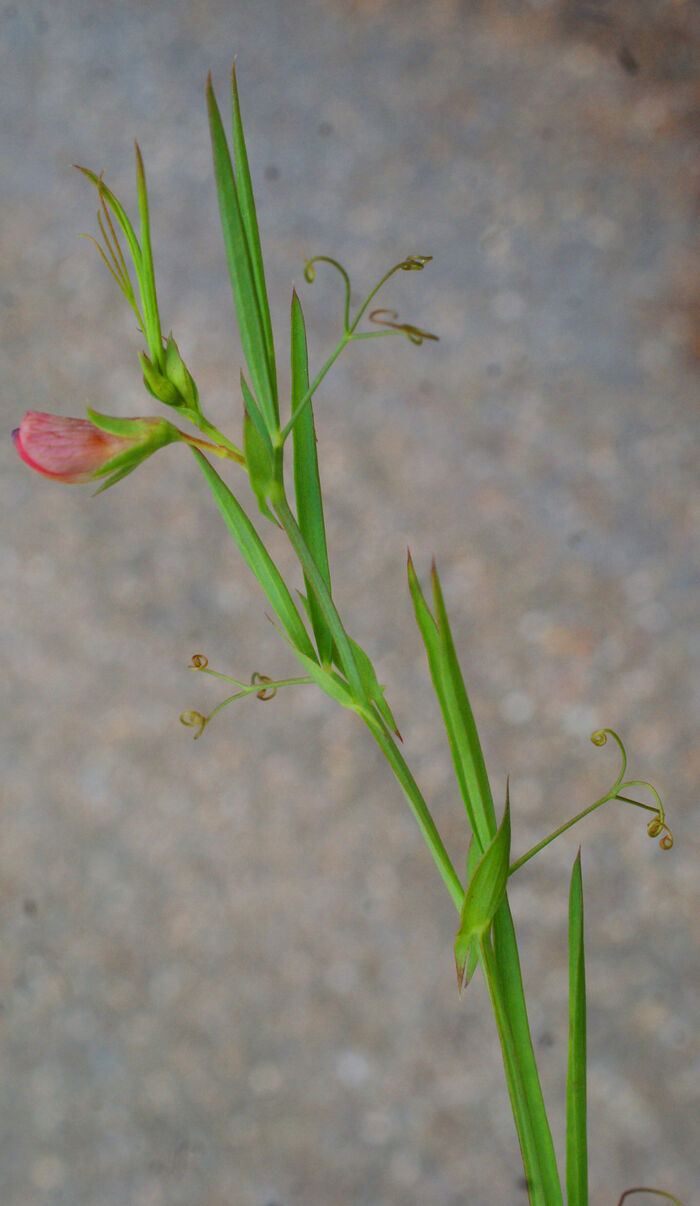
(243, 408), (276, 523)
(140, 352), (184, 408)
(455, 785), (511, 990)
(86, 409), (182, 493)
(164, 334), (200, 412)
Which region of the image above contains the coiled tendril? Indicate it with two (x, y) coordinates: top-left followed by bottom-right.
(251, 672), (277, 701)
(301, 253), (436, 339)
(591, 729), (673, 850)
(369, 308), (439, 345)
(189, 653), (209, 670)
(180, 710), (207, 739)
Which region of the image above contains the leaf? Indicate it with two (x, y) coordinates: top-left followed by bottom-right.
(240, 373), (273, 456)
(207, 74), (277, 431)
(347, 636), (401, 737)
(191, 448), (316, 662)
(455, 786), (511, 991)
(243, 409), (276, 523)
(566, 850), (588, 1206)
(134, 142), (164, 368)
(230, 62), (277, 408)
(291, 289), (333, 667)
(407, 553), (495, 850)
(431, 564), (497, 847)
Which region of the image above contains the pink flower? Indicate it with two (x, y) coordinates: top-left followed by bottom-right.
(12, 410), (179, 488)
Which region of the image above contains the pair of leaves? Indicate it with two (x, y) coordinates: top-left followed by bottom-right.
(207, 67), (278, 434)
(407, 555), (496, 852)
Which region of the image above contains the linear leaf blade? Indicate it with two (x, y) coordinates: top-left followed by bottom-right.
(291, 290), (333, 666)
(431, 564), (497, 847)
(230, 62), (277, 414)
(407, 554), (494, 849)
(455, 787), (511, 989)
(134, 142), (164, 367)
(206, 75), (275, 429)
(192, 449), (316, 661)
(567, 850), (588, 1206)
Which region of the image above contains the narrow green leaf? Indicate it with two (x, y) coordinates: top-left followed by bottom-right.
(479, 931), (554, 1206)
(243, 410), (276, 523)
(273, 496), (367, 704)
(133, 142), (164, 368)
(567, 850), (588, 1206)
(455, 786), (511, 990)
(409, 552), (561, 1200)
(207, 74), (276, 430)
(492, 900), (564, 1206)
(240, 373), (273, 457)
(407, 553), (494, 849)
(164, 334), (200, 411)
(191, 449), (316, 661)
(230, 62), (277, 411)
(347, 636), (400, 737)
(291, 290), (333, 666)
(431, 564), (497, 846)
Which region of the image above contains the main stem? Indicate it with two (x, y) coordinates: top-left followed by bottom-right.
(273, 483), (561, 1206)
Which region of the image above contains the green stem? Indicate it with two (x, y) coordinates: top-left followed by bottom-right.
(279, 333), (352, 444)
(272, 493), (367, 703)
(509, 788), (660, 878)
(479, 932), (554, 1206)
(362, 708), (464, 909)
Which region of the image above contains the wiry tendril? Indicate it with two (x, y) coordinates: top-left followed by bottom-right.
(251, 672), (277, 701)
(369, 309), (439, 345)
(180, 710), (207, 739)
(303, 255), (352, 331)
(617, 1188), (685, 1206)
(189, 653), (209, 670)
(592, 730), (673, 850)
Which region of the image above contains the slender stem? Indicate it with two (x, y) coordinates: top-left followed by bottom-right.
(479, 932), (552, 1206)
(279, 333), (351, 444)
(509, 791), (617, 877)
(348, 260), (413, 333)
(273, 493), (367, 702)
(362, 708), (464, 909)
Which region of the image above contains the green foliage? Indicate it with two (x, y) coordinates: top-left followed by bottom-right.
(19, 65), (678, 1206)
(455, 788), (511, 990)
(567, 850), (588, 1206)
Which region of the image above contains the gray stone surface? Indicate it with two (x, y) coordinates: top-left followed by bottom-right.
(1, 2), (698, 1204)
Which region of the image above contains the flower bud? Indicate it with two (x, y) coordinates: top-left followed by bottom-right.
(12, 410), (181, 489)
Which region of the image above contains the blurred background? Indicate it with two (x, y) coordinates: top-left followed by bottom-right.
(1, 2), (698, 1204)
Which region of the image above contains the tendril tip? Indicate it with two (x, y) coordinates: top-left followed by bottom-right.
(368, 309), (439, 345)
(189, 654), (209, 670)
(399, 255), (432, 271)
(180, 710), (207, 739)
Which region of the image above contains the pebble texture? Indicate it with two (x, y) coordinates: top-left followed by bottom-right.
(1, 2), (698, 1204)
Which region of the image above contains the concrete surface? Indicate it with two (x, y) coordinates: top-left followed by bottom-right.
(1, 2), (698, 1204)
